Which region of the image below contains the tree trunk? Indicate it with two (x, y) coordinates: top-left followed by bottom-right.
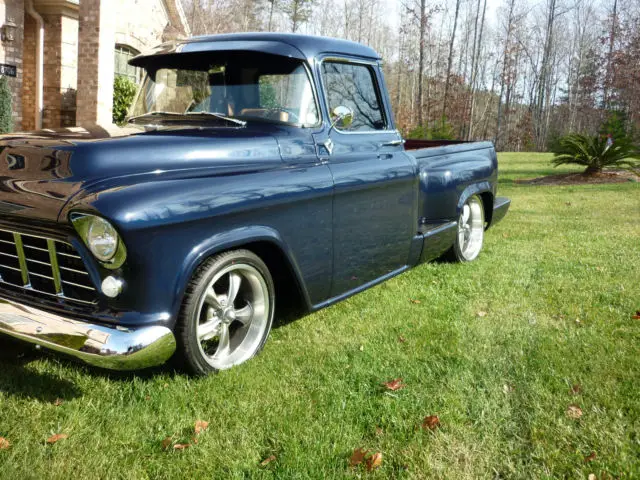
(417, 0), (427, 127)
(442, 0), (461, 124)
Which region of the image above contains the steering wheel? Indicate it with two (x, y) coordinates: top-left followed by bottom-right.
(267, 107), (299, 123)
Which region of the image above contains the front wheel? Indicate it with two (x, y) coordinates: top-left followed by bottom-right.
(445, 195), (485, 262)
(176, 249), (275, 376)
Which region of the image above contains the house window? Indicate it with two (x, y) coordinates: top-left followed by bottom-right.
(114, 45), (142, 83)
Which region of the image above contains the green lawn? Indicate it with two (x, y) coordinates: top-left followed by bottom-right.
(1, 153), (638, 479)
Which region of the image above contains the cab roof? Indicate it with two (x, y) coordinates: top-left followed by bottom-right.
(130, 32), (381, 66)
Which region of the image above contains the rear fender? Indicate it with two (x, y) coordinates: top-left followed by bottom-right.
(457, 182), (494, 220)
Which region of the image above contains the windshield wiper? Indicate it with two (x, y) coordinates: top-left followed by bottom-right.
(184, 111), (247, 127)
(128, 110), (246, 127)
(127, 111), (182, 123)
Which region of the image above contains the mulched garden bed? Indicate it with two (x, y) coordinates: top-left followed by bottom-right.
(516, 169), (639, 185)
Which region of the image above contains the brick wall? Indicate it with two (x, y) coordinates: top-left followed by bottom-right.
(42, 13), (62, 129)
(22, 13), (35, 131)
(0, 0), (25, 132)
(76, 0), (115, 126)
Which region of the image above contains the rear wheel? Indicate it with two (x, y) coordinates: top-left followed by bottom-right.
(176, 249), (275, 376)
(446, 195), (485, 262)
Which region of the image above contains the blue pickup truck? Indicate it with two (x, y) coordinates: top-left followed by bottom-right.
(0, 33), (509, 375)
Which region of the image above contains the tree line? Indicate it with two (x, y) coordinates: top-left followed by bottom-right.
(183, 0), (640, 151)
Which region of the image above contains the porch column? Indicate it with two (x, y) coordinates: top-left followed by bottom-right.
(76, 0), (114, 126)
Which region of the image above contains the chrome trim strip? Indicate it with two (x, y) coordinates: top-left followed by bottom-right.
(47, 239), (63, 295)
(61, 279), (96, 291)
(0, 298), (176, 371)
(57, 252), (82, 259)
(0, 264), (21, 272)
(28, 271), (54, 280)
(59, 266), (89, 275)
(12, 233), (29, 286)
(22, 244), (49, 253)
(25, 257), (51, 267)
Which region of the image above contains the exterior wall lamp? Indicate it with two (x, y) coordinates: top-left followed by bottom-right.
(1, 19), (18, 43)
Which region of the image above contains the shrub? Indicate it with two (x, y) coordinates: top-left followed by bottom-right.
(0, 76), (13, 134)
(551, 133), (640, 174)
(406, 116), (456, 140)
(112, 76), (138, 125)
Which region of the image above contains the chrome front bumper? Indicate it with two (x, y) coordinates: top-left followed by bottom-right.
(0, 298), (176, 370)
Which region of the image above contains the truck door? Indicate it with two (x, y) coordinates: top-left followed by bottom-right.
(316, 59), (417, 297)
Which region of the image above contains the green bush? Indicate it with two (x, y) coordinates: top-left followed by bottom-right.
(551, 133), (640, 174)
(113, 76), (138, 125)
(0, 76), (13, 134)
(406, 116), (456, 140)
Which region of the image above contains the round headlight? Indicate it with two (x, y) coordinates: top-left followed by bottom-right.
(86, 216), (119, 262)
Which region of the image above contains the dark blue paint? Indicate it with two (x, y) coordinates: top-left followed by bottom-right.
(0, 33), (509, 330)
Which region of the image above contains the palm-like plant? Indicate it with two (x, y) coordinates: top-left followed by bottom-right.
(551, 133), (640, 174)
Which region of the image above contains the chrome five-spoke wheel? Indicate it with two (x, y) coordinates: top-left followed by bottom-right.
(447, 195), (485, 262)
(177, 250), (275, 375)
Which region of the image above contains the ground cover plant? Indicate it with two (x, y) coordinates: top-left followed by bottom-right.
(0, 153), (638, 479)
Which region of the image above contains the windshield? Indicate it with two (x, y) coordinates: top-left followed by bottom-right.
(129, 53), (320, 128)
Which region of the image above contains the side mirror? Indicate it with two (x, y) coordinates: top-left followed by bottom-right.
(329, 105), (354, 132)
(322, 106), (355, 156)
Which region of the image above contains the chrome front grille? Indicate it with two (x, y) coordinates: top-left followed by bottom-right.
(0, 229), (98, 304)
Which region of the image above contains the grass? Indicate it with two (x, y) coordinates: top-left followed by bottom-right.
(0, 153), (638, 479)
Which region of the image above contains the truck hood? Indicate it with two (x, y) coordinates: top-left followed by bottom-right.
(0, 125), (283, 222)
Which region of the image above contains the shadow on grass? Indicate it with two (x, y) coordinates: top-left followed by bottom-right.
(0, 337), (83, 402)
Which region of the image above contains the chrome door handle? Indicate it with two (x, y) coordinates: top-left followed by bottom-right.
(381, 139), (405, 147)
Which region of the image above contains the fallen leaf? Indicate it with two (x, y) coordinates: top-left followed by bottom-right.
(566, 404), (583, 419)
(161, 436), (173, 450)
(588, 474), (597, 480)
(382, 378), (405, 391)
(173, 443), (190, 450)
(349, 448), (368, 467)
(476, 311), (487, 317)
(260, 455), (276, 466)
(0, 437), (9, 450)
(502, 232), (509, 238)
(145, 395), (151, 401)
(584, 451), (596, 463)
(409, 299), (421, 304)
(375, 426), (383, 436)
(53, 398), (63, 407)
(366, 452), (383, 471)
(565, 202), (572, 206)
(422, 415), (441, 430)
(503, 384), (515, 394)
(359, 345), (364, 351)
(570, 384), (582, 395)
(398, 336), (407, 343)
(633, 310), (640, 320)
(46, 433), (68, 444)
(194, 420), (209, 435)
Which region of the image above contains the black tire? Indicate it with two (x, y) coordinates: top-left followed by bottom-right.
(175, 249), (275, 376)
(443, 195), (485, 263)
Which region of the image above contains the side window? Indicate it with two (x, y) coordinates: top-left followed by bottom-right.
(321, 61), (386, 132)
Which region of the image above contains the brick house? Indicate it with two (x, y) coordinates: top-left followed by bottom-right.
(0, 0), (190, 132)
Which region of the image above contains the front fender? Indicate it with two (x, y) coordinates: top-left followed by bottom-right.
(172, 225), (311, 319)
